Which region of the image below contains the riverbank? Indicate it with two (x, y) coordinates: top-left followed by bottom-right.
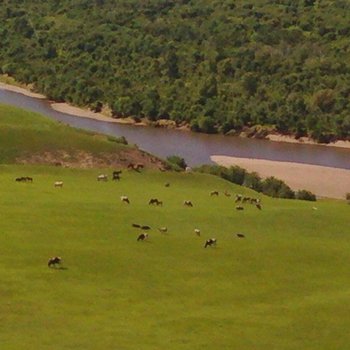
(0, 82), (46, 100)
(211, 155), (350, 199)
(1, 80), (350, 149)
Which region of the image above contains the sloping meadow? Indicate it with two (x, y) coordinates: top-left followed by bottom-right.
(0, 164), (349, 349)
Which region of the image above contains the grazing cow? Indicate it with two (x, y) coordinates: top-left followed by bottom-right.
(149, 198), (162, 206)
(135, 163), (144, 170)
(132, 223), (141, 228)
(165, 183), (170, 187)
(48, 256), (62, 267)
(112, 173), (120, 181)
(183, 200), (193, 207)
(141, 225), (151, 230)
(242, 196), (251, 203)
(185, 166), (192, 173)
(236, 233), (245, 238)
(236, 206), (244, 211)
(235, 194), (242, 203)
(120, 196), (130, 204)
(204, 238), (217, 248)
(54, 181), (63, 188)
(256, 203), (262, 210)
(97, 174), (108, 181)
(128, 163), (144, 171)
(137, 233), (148, 241)
(158, 227), (168, 233)
(113, 170), (122, 176)
(194, 228), (201, 236)
(210, 191), (219, 196)
(224, 191), (231, 197)
(16, 176), (33, 182)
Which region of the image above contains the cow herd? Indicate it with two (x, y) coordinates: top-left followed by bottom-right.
(15, 168), (261, 268)
(125, 188), (261, 249)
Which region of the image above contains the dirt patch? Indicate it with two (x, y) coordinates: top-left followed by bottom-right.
(16, 148), (169, 171)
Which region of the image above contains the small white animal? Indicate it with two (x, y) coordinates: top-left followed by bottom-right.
(97, 174), (108, 181)
(120, 195), (130, 204)
(194, 228), (201, 236)
(158, 227), (168, 233)
(54, 181), (63, 188)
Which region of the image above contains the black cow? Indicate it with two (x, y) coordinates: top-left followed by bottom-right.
(137, 233), (148, 241)
(204, 238), (217, 248)
(48, 256), (62, 268)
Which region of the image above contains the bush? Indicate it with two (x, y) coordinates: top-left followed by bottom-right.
(261, 177), (295, 199)
(107, 135), (128, 145)
(346, 193), (350, 203)
(296, 189), (317, 201)
(166, 155), (187, 170)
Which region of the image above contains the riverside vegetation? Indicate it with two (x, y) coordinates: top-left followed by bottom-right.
(1, 0), (350, 142)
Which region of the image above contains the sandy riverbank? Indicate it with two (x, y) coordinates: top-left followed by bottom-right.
(0, 82), (46, 99)
(1, 81), (350, 148)
(267, 134), (350, 149)
(211, 155), (350, 199)
(50, 103), (147, 125)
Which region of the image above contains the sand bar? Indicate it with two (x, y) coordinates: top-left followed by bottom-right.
(267, 134), (350, 149)
(0, 82), (46, 99)
(50, 103), (137, 124)
(211, 155), (350, 199)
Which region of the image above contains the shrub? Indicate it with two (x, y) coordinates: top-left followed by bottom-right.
(166, 155), (187, 170)
(107, 136), (128, 145)
(261, 177), (295, 199)
(296, 190), (317, 201)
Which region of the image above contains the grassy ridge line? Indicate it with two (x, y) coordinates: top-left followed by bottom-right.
(1, 164), (349, 349)
(0, 104), (165, 169)
(0, 104), (123, 161)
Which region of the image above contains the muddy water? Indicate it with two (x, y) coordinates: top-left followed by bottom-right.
(1, 88), (349, 169)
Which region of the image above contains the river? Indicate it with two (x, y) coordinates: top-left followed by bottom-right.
(0, 87), (349, 169)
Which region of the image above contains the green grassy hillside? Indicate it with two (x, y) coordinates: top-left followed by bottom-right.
(0, 104), (164, 168)
(1, 164), (349, 349)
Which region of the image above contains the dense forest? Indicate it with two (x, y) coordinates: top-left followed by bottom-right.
(1, 0), (350, 142)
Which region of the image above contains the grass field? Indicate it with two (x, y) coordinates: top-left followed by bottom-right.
(0, 104), (130, 164)
(1, 164), (349, 349)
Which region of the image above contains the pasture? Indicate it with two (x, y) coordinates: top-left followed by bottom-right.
(0, 164), (349, 349)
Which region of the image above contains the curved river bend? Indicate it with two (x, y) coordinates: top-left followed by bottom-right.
(1, 88), (349, 169)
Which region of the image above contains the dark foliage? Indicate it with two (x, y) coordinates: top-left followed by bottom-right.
(296, 189), (317, 201)
(166, 155), (187, 170)
(1, 1), (350, 142)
